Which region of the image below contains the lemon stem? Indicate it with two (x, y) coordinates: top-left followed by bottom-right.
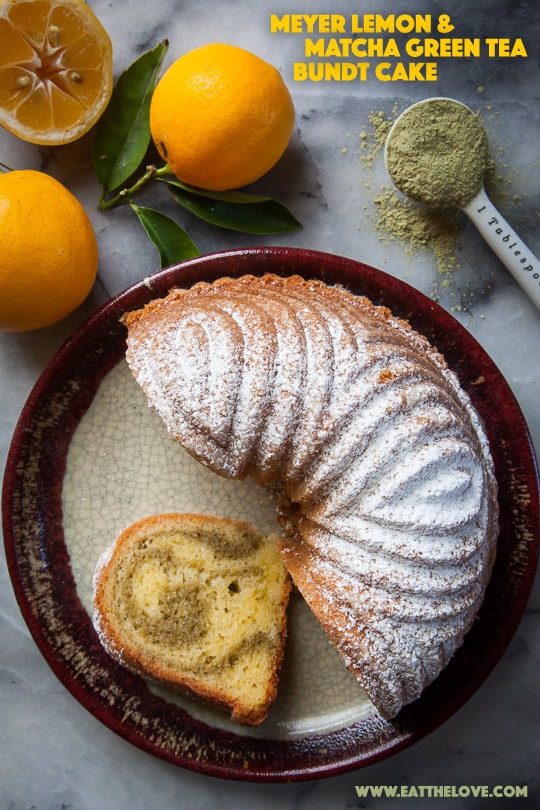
(98, 164), (172, 211)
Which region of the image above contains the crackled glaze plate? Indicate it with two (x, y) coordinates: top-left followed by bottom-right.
(3, 247), (539, 781)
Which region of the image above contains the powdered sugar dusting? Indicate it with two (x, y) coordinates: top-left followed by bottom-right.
(123, 274), (498, 718)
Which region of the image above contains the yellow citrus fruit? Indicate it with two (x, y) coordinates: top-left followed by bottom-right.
(149, 43), (295, 191)
(0, 0), (113, 145)
(0, 169), (99, 332)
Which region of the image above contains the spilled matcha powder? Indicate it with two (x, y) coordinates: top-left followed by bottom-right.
(385, 98), (489, 208)
(360, 109), (396, 169)
(358, 107), (467, 281)
(374, 186), (465, 278)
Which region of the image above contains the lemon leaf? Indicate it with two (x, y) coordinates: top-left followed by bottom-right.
(130, 204), (200, 267)
(163, 180), (303, 234)
(93, 40), (169, 193)
(158, 175), (278, 204)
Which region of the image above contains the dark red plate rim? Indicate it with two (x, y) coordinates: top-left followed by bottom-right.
(2, 246), (539, 781)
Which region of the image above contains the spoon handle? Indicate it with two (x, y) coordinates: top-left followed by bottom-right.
(463, 189), (540, 310)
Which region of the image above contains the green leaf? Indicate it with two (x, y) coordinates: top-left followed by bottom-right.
(93, 40), (169, 193)
(162, 178), (303, 234)
(159, 176), (280, 204)
(130, 204), (200, 267)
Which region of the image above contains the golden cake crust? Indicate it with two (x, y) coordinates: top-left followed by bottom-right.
(122, 274), (499, 718)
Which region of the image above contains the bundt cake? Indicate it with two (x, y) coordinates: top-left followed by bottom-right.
(93, 513), (291, 725)
(121, 274), (499, 719)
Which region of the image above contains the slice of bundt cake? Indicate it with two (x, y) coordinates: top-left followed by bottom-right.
(93, 513), (291, 725)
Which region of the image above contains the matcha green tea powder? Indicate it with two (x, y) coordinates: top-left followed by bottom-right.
(386, 98), (489, 208)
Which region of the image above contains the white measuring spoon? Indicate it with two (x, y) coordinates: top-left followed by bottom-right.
(385, 97), (540, 310)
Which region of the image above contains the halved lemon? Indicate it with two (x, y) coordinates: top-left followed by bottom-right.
(0, 0), (113, 145)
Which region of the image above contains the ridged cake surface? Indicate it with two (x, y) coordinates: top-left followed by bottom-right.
(122, 274), (498, 718)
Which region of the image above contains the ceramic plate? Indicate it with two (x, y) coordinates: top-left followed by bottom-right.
(3, 247), (539, 781)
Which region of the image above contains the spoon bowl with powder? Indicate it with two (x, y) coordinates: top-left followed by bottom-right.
(385, 97), (540, 310)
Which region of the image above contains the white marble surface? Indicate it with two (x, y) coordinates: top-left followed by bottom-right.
(1, 0), (539, 807)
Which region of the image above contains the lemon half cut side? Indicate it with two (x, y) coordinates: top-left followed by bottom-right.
(0, 0), (113, 145)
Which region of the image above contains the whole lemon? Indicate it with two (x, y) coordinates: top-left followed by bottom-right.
(0, 170), (99, 332)
(149, 43), (295, 191)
